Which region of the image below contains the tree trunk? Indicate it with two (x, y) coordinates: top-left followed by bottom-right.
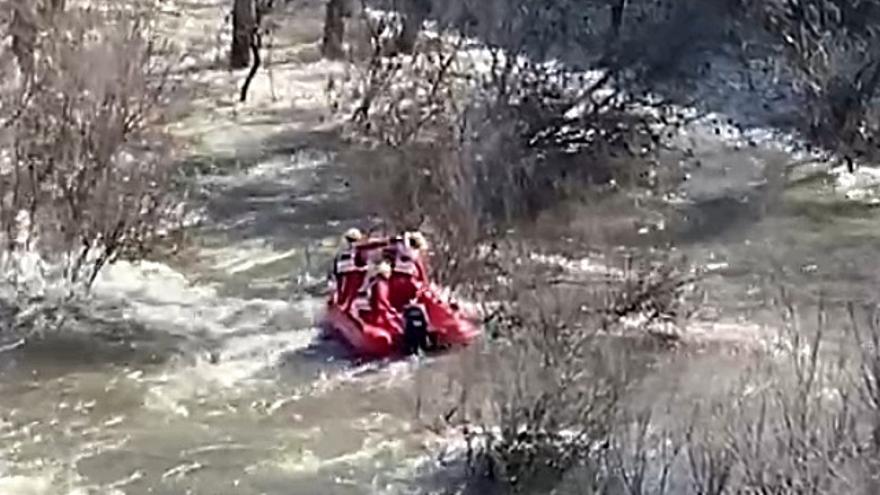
(10, 0), (37, 79)
(321, 0), (347, 59)
(396, 0), (431, 54)
(231, 0), (256, 69)
(40, 0), (65, 16)
(396, 16), (419, 54)
(610, 0), (628, 39)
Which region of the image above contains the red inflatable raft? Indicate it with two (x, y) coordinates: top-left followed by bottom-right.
(320, 239), (481, 358)
(323, 287), (481, 358)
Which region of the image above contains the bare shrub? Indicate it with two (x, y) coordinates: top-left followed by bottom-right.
(847, 302), (880, 489)
(412, 251), (700, 493)
(459, 289), (628, 492)
(602, 406), (683, 495)
(604, 253), (701, 336)
(0, 1), (185, 323)
(332, 1), (880, 493)
(421, 281), (880, 494)
(683, 406), (736, 495)
(333, 1), (703, 286)
(745, 0), (880, 168)
(677, 301), (879, 494)
(670, 300), (880, 495)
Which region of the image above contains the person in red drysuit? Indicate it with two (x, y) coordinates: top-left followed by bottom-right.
(380, 235), (404, 264)
(362, 261), (403, 334)
(389, 239), (422, 312)
(332, 228), (366, 310)
(343, 234), (397, 314)
(404, 231), (461, 331)
(405, 231), (430, 285)
(355, 235), (395, 263)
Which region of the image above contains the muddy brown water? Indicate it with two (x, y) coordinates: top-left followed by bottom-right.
(0, 145), (453, 494)
(4, 1), (880, 494)
(3, 138), (878, 494)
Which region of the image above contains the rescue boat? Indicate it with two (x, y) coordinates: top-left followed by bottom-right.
(322, 288), (481, 358)
(322, 297), (400, 357)
(320, 238), (481, 358)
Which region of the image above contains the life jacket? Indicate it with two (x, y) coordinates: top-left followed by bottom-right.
(351, 290), (370, 314)
(358, 273), (392, 316)
(392, 247), (419, 276)
(333, 249), (364, 278)
(350, 273), (375, 313)
(381, 236), (403, 263)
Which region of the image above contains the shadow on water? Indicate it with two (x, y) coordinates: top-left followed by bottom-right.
(0, 315), (188, 380)
(188, 127), (372, 252)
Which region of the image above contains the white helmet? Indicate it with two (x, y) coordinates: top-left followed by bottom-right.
(342, 227), (363, 243)
(406, 231), (428, 250)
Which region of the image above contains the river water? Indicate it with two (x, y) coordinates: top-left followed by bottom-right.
(3, 1), (880, 494)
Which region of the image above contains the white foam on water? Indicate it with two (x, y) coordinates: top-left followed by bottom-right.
(528, 252), (623, 277)
(268, 434), (409, 480)
(227, 247), (302, 276)
(833, 164), (880, 202)
(0, 474), (53, 495)
(198, 149), (332, 189)
(306, 359), (397, 397)
(0, 467), (109, 495)
(86, 259), (326, 416)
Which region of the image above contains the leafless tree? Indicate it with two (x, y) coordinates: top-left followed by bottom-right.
(610, 0), (629, 39)
(409, 249), (699, 492)
(321, 0), (350, 59)
(231, 0), (256, 68)
(394, 0), (431, 54)
(332, 0), (700, 288)
(0, 2), (184, 303)
(747, 0), (880, 169)
(238, 0), (276, 101)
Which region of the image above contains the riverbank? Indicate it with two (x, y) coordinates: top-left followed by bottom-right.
(2, 0), (880, 493)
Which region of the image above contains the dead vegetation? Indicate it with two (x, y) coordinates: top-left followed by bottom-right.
(745, 0), (880, 170)
(330, 0), (709, 288)
(432, 252), (692, 492)
(326, 2), (880, 491)
(415, 285), (880, 494)
(326, 0), (880, 271)
(0, 1), (185, 308)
